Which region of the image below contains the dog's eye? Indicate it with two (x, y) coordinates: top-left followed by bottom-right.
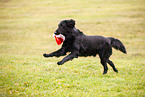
(59, 24), (63, 27)
(59, 25), (66, 29)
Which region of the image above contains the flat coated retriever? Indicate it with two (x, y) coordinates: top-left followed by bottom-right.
(43, 19), (127, 74)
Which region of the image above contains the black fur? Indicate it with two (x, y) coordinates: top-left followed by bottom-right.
(43, 19), (127, 74)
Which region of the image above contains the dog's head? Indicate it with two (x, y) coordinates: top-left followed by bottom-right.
(53, 19), (76, 45)
(54, 19), (75, 36)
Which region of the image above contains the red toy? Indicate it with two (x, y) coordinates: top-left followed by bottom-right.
(54, 36), (63, 45)
(53, 34), (65, 45)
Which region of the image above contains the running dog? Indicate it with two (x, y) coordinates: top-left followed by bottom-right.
(43, 19), (127, 74)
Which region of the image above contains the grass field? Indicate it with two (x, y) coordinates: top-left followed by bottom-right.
(0, 0), (145, 96)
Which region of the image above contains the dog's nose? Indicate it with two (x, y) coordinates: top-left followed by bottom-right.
(54, 30), (59, 35)
(54, 31), (57, 34)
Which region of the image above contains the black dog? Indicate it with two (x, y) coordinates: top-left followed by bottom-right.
(43, 19), (127, 74)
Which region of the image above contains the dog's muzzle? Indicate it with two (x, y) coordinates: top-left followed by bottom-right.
(53, 33), (65, 45)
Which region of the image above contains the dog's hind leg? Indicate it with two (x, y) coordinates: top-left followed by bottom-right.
(107, 60), (118, 73)
(99, 44), (113, 74)
(99, 53), (108, 74)
(100, 57), (108, 75)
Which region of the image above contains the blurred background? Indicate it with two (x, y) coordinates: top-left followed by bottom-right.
(0, 0), (144, 58)
(0, 0), (145, 96)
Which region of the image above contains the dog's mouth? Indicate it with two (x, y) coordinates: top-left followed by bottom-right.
(53, 33), (65, 45)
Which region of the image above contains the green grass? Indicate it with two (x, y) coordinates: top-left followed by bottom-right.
(0, 0), (145, 96)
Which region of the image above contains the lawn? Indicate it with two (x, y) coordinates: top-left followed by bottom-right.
(0, 0), (145, 96)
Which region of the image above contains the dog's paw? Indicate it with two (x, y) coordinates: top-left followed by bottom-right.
(57, 61), (63, 65)
(43, 53), (46, 57)
(114, 69), (118, 73)
(43, 53), (50, 57)
(103, 71), (107, 75)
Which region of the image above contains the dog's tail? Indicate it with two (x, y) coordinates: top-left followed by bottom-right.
(108, 37), (127, 54)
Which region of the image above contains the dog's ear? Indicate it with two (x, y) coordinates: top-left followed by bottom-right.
(67, 19), (75, 28)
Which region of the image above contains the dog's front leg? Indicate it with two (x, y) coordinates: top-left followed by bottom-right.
(57, 52), (78, 65)
(43, 48), (66, 58)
